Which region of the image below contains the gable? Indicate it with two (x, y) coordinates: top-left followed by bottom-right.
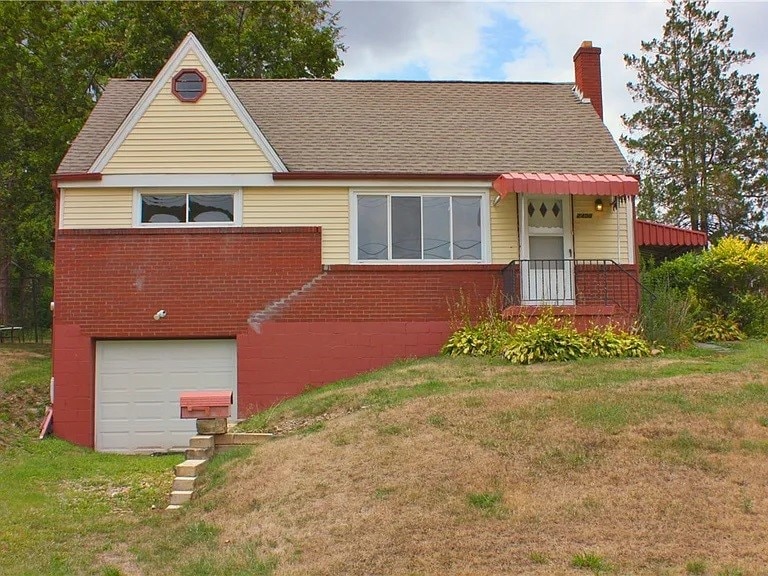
(57, 35), (630, 177)
(102, 53), (274, 174)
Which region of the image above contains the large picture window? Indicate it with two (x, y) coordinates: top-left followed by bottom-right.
(137, 190), (239, 226)
(355, 194), (484, 261)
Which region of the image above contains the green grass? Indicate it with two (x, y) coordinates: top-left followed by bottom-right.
(0, 437), (182, 575)
(2, 354), (51, 393)
(571, 551), (611, 573)
(238, 341), (768, 433)
(3, 341), (768, 574)
(467, 490), (506, 518)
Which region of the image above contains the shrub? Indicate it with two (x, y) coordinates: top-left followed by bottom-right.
(584, 325), (651, 358)
(690, 315), (745, 342)
(639, 280), (694, 350)
(641, 237), (768, 339)
(502, 315), (589, 364)
(732, 293), (768, 337)
(441, 319), (511, 357)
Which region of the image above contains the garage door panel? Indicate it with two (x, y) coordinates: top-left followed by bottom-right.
(96, 339), (237, 453)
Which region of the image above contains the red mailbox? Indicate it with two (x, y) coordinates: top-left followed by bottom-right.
(179, 390), (233, 419)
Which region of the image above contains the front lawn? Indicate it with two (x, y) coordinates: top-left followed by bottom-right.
(2, 341), (768, 574)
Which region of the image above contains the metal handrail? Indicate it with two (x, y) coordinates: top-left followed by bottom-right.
(501, 259), (649, 314)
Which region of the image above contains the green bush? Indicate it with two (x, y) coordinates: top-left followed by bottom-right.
(732, 293), (768, 337)
(441, 319), (511, 357)
(696, 237), (768, 310)
(639, 280), (695, 350)
(690, 315), (745, 342)
(443, 314), (653, 365)
(502, 315), (588, 364)
(643, 251), (701, 294)
(642, 237), (768, 339)
(584, 325), (652, 358)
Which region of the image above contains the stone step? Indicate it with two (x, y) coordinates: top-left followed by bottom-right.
(196, 418), (227, 435)
(169, 490), (194, 506)
(214, 432), (274, 446)
(188, 434), (215, 449)
(172, 476), (197, 491)
(185, 446), (214, 460)
(174, 459), (207, 477)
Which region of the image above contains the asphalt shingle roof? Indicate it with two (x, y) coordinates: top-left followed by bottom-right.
(57, 78), (630, 176)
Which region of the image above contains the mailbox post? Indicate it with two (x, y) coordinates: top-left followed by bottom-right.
(179, 390), (233, 435)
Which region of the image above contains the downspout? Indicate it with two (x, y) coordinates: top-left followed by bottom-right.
(616, 196), (621, 263)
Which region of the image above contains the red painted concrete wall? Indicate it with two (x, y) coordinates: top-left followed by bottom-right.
(237, 321), (452, 413)
(52, 227), (501, 447)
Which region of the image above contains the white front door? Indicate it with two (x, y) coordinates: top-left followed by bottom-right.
(519, 195), (574, 304)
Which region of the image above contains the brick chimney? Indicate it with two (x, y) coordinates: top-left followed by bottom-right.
(573, 40), (603, 120)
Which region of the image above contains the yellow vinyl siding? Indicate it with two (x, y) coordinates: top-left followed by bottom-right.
(572, 196), (631, 264)
(243, 187), (349, 264)
(104, 53), (273, 174)
(490, 195), (519, 263)
(60, 188), (133, 229)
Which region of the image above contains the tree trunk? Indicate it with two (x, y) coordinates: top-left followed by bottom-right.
(0, 254), (10, 325)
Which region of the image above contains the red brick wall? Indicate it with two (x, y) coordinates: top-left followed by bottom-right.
(52, 227), (502, 447)
(277, 264), (503, 322)
(574, 264), (640, 315)
(54, 227), (323, 338)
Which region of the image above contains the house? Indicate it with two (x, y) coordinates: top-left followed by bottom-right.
(52, 34), (643, 453)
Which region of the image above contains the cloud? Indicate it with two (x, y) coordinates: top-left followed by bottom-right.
(335, 1), (505, 79)
(333, 1), (768, 143)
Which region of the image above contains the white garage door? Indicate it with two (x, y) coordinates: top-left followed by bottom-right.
(96, 339), (237, 453)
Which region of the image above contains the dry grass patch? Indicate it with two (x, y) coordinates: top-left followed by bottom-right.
(167, 345), (768, 575)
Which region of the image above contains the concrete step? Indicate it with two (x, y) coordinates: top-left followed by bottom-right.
(185, 446), (214, 460)
(174, 459), (207, 477)
(214, 432), (274, 446)
(189, 434), (215, 449)
(169, 490), (194, 506)
(172, 476), (197, 491)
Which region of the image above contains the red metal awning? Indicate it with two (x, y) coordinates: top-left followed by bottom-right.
(493, 172), (639, 197)
(635, 220), (708, 247)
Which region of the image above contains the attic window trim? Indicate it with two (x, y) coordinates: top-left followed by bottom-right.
(172, 68), (207, 103)
(133, 187), (243, 228)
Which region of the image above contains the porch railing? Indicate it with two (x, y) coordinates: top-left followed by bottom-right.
(501, 259), (646, 314)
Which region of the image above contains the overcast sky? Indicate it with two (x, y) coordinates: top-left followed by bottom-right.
(332, 1), (768, 144)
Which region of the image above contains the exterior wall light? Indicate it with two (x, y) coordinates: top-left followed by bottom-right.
(594, 198), (604, 212)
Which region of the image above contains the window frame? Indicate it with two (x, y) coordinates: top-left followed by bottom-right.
(133, 188), (243, 228)
(350, 189), (490, 264)
(171, 68), (207, 103)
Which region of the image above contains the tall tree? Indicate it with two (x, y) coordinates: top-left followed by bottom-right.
(622, 0), (768, 240)
(0, 0), (343, 325)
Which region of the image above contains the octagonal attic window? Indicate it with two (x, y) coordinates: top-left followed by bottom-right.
(172, 69), (206, 102)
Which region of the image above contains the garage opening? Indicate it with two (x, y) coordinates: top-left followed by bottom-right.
(95, 339), (237, 453)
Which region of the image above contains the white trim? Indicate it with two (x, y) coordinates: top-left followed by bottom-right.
(132, 187), (243, 228)
(626, 197), (636, 265)
(349, 189), (490, 264)
(89, 32), (286, 174)
(57, 174), (275, 189)
(57, 175), (492, 190)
